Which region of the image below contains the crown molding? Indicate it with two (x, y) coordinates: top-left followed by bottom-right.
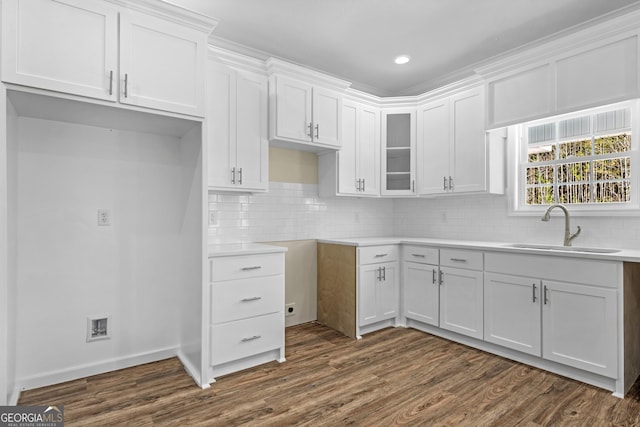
(475, 4), (640, 80)
(107, 0), (218, 33)
(208, 46), (267, 75)
(265, 58), (351, 91)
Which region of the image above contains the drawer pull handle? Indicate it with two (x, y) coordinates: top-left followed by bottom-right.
(450, 258), (467, 263)
(241, 296), (262, 302)
(374, 253), (388, 258)
(241, 335), (261, 342)
(411, 254), (426, 258)
(241, 266), (262, 271)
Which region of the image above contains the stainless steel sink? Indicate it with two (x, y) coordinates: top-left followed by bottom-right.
(504, 243), (620, 254)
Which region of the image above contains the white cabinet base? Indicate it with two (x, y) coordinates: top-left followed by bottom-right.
(208, 349), (286, 382)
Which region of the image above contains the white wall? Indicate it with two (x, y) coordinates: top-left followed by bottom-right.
(15, 117), (188, 389)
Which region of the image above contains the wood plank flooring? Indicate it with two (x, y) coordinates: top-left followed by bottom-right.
(19, 323), (640, 426)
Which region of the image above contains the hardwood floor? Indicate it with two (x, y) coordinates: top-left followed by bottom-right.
(19, 323), (640, 426)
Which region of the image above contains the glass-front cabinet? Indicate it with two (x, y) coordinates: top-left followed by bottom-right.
(382, 108), (416, 196)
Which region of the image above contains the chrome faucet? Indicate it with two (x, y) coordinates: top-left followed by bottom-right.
(541, 204), (581, 246)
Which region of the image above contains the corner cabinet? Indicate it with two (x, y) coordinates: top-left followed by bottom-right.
(206, 56), (268, 192)
(381, 108), (416, 196)
(318, 99), (380, 197)
(1, 0), (211, 117)
(416, 86), (501, 196)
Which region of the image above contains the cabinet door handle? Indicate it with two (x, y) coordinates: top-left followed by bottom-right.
(443, 176), (447, 191)
(543, 284), (549, 305)
(315, 123), (319, 139)
(241, 296), (262, 302)
(357, 178), (362, 191)
(307, 122), (313, 139)
(124, 73), (128, 98)
(532, 283), (537, 303)
(231, 167), (236, 184)
(108, 70), (113, 95)
(374, 253), (388, 258)
(432, 268), (437, 284)
(241, 335), (261, 342)
(382, 266), (386, 281)
(411, 254), (426, 258)
(412, 179), (415, 192)
(238, 167), (243, 185)
(449, 176), (453, 191)
(241, 266), (262, 271)
(362, 178), (366, 192)
(376, 267), (381, 281)
(450, 258), (467, 263)
(439, 269), (444, 285)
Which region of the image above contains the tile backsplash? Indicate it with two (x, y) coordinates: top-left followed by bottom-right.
(209, 183), (640, 250)
(208, 182), (394, 243)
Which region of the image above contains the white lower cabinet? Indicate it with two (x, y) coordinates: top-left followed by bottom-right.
(438, 249), (484, 340)
(484, 252), (619, 379)
(208, 251), (285, 381)
(357, 245), (399, 335)
(542, 280), (617, 378)
(484, 272), (542, 356)
(402, 246), (439, 326)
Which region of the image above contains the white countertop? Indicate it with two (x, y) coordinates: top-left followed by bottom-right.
(208, 243), (288, 258)
(317, 237), (640, 262)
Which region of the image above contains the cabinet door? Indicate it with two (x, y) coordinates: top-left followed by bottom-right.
(313, 87), (342, 147)
(439, 266), (483, 339)
(417, 99), (449, 195)
(403, 262), (439, 326)
(119, 10), (206, 116)
(273, 76), (313, 142)
(542, 280), (617, 378)
(235, 71), (268, 191)
(338, 101), (359, 195)
(381, 109), (416, 196)
(358, 262), (397, 327)
(358, 105), (381, 196)
(207, 62), (235, 189)
(484, 273), (541, 356)
(451, 88), (486, 193)
(1, 0), (118, 101)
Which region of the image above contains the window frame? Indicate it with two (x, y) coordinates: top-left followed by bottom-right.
(509, 100), (640, 216)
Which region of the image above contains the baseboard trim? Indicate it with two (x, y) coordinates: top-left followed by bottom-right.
(8, 386), (20, 406)
(17, 347), (179, 392)
(177, 350), (209, 389)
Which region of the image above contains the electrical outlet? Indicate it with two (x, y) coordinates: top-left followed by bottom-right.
(98, 209), (111, 226)
(285, 303), (296, 317)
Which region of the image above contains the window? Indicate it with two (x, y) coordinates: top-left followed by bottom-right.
(513, 102), (639, 214)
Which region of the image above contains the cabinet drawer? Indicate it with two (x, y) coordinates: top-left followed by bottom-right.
(211, 275), (284, 324)
(210, 253), (283, 282)
(402, 246), (438, 265)
(440, 249), (483, 270)
(210, 312), (284, 366)
(358, 245), (398, 265)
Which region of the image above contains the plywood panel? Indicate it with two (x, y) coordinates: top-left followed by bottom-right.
(317, 243), (356, 338)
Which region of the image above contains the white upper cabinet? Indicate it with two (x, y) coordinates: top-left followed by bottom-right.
(267, 58), (349, 152)
(319, 99), (380, 197)
(1, 0), (213, 117)
(417, 86), (499, 196)
(1, 0), (119, 101)
(119, 10), (207, 116)
(381, 108), (416, 196)
(207, 58), (268, 192)
(484, 31), (640, 128)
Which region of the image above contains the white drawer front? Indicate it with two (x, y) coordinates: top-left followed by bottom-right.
(358, 245), (398, 265)
(402, 246), (438, 265)
(210, 253), (284, 282)
(440, 249), (483, 271)
(210, 312), (284, 366)
(211, 275), (284, 324)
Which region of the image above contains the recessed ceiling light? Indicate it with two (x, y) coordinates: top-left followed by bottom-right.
(394, 55), (411, 65)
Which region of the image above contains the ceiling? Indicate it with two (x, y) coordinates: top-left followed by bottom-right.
(168, 0), (640, 96)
